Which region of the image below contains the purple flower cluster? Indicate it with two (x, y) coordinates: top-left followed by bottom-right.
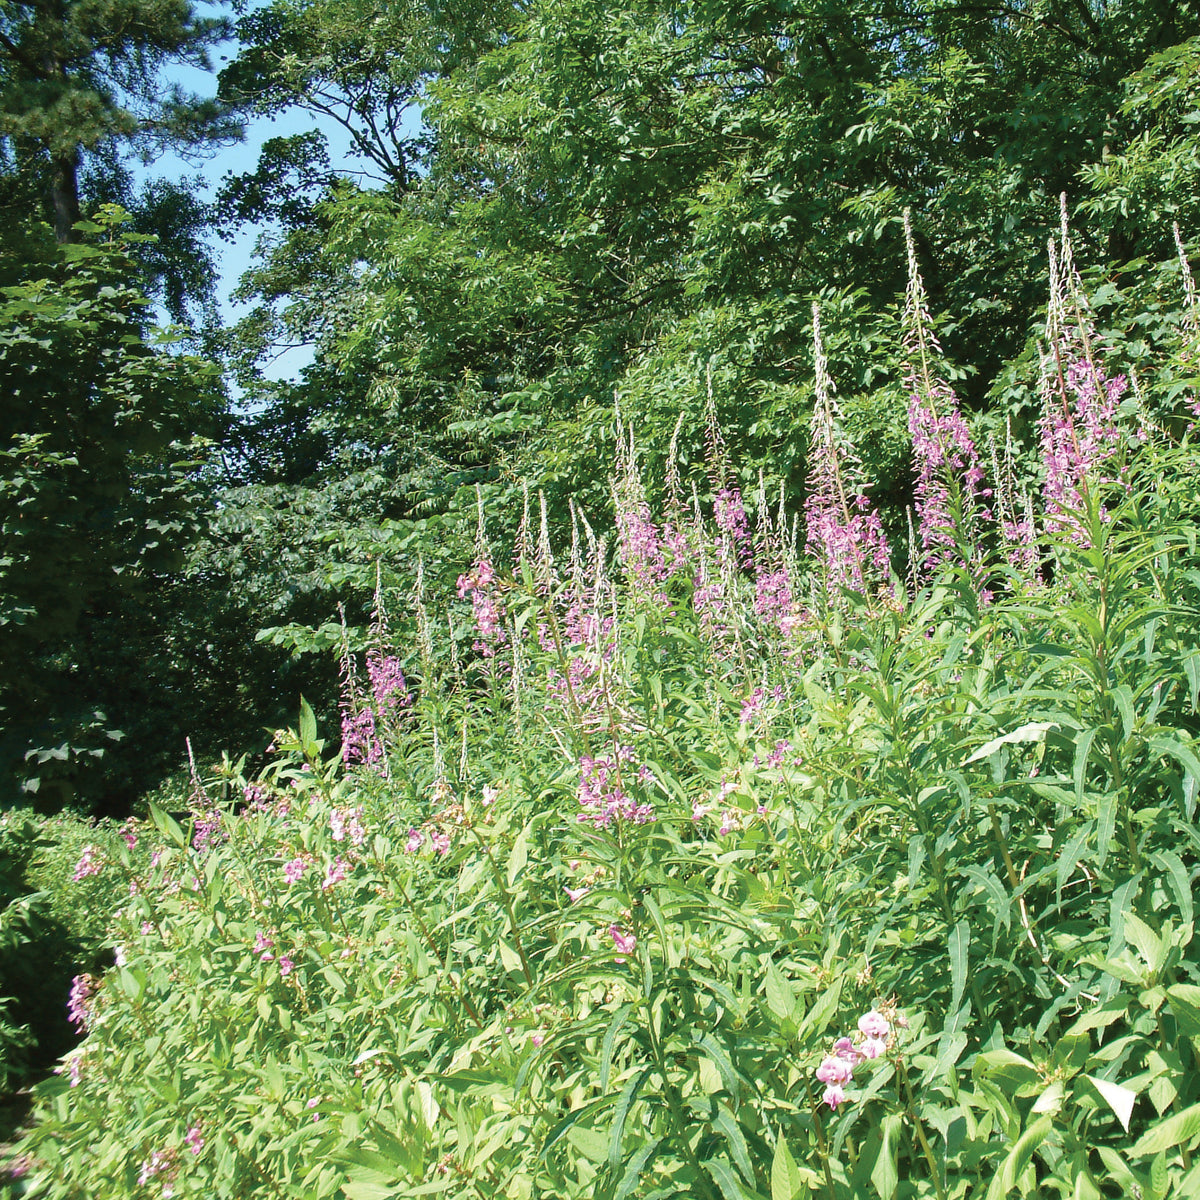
(67, 973), (98, 1032)
(72, 845), (103, 881)
(341, 651), (412, 766)
(329, 805), (367, 847)
(814, 1009), (895, 1109)
(457, 559), (507, 657)
(138, 1144), (182, 1195)
(806, 303), (891, 592)
(805, 488), (891, 592)
(908, 383), (988, 573)
(1040, 355), (1126, 541)
(753, 565), (794, 629)
(616, 498), (669, 595)
(191, 803), (224, 854)
(577, 747), (654, 827)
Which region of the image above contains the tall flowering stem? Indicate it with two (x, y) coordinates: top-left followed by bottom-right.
(988, 421), (1040, 581)
(338, 598), (412, 768)
(457, 487), (508, 658)
(1039, 205), (1127, 546)
(805, 302), (890, 593)
(903, 210), (989, 584)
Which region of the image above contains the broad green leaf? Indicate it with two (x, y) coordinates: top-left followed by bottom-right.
(299, 696), (318, 748)
(870, 1113), (902, 1200)
(771, 1137), (802, 1200)
(1123, 912), (1163, 975)
(984, 1116), (1053, 1200)
(1166, 984), (1200, 1037)
(764, 959), (795, 1023)
(507, 824), (529, 886)
(148, 802), (187, 848)
(1130, 1101), (1200, 1158)
(1084, 1075), (1137, 1132)
(964, 722), (1056, 764)
(974, 1049), (1039, 1093)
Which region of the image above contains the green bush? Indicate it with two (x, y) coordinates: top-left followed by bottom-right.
(0, 810), (148, 1096)
(11, 228), (1200, 1198)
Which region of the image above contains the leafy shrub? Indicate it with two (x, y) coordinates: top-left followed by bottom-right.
(0, 810), (147, 1097)
(12, 223), (1200, 1198)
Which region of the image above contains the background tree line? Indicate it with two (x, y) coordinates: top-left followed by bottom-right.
(2, 0), (1198, 813)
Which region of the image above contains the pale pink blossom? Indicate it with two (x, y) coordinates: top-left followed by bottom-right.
(858, 1011), (890, 1039)
(610, 925), (637, 956)
(815, 1055), (854, 1087)
(72, 845), (103, 881)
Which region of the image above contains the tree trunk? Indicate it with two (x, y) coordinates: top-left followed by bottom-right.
(50, 148), (80, 242)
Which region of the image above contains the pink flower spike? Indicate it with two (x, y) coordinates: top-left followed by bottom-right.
(278, 956), (294, 976)
(72, 845), (103, 881)
(282, 857), (306, 884)
(404, 828), (423, 854)
(823, 1084), (846, 1109)
(858, 1011), (890, 1039)
(185, 1125), (204, 1156)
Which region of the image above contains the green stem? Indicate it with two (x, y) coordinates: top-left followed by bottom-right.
(811, 1102), (838, 1200)
(898, 1058), (946, 1200)
(469, 826), (536, 988)
(644, 1000), (719, 1200)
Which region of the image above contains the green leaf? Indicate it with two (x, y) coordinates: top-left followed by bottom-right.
(764, 959), (796, 1023)
(870, 1113), (902, 1200)
(507, 823), (529, 886)
(148, 802), (187, 848)
(704, 1156), (761, 1200)
(1084, 1075), (1137, 1132)
(949, 920), (970, 1016)
(1123, 912), (1163, 975)
(1074, 727), (1099, 804)
(1166, 984), (1200, 1037)
(608, 1067), (652, 1172)
(298, 696), (318, 748)
(599, 1004), (633, 1093)
(712, 1103), (754, 1185)
(984, 1116), (1053, 1200)
(615, 1137), (663, 1200)
(964, 722), (1056, 764)
(974, 1049), (1039, 1093)
(1130, 1102), (1200, 1158)
(771, 1137), (802, 1200)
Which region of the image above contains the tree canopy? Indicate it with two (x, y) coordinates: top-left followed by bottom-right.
(3, 0), (1200, 809)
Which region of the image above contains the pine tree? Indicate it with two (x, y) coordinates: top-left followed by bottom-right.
(0, 0), (239, 240)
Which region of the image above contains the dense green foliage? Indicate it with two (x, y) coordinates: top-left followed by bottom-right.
(0, 212), (227, 809)
(9, 349), (1200, 1193)
(4, 4), (1200, 1192)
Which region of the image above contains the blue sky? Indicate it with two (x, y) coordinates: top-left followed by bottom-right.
(143, 2), (421, 380)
